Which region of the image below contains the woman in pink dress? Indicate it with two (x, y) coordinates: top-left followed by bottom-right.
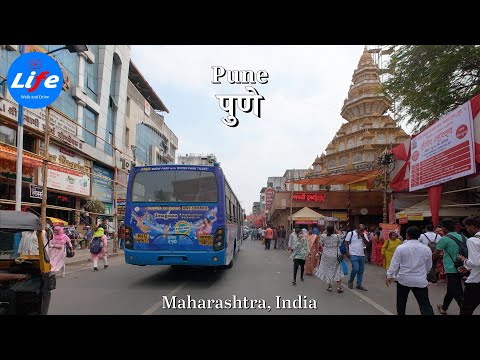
(49, 226), (73, 277)
(90, 226), (108, 271)
(196, 211), (217, 236)
(304, 227), (319, 275)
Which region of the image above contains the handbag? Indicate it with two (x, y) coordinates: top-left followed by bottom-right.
(65, 244), (75, 258)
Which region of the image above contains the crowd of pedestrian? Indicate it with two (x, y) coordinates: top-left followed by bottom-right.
(250, 215), (480, 316)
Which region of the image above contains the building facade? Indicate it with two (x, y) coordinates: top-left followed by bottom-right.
(123, 61), (177, 168)
(267, 48), (410, 230)
(308, 47), (409, 181)
(177, 153), (216, 166)
(0, 45), (178, 228)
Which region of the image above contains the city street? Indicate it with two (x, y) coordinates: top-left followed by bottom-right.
(49, 237), (476, 315)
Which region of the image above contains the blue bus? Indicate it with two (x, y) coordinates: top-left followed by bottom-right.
(124, 163), (243, 268)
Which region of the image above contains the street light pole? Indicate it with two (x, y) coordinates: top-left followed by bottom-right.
(14, 44), (26, 211)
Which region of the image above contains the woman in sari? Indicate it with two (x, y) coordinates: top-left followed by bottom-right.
(304, 226), (319, 275)
(381, 231), (402, 270)
(371, 231), (384, 267)
(49, 226), (73, 277)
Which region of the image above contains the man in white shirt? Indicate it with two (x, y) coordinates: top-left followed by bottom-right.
(345, 224), (370, 291)
(458, 216), (480, 315)
(386, 226), (434, 315)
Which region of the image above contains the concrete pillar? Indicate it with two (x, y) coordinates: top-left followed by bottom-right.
(76, 53), (87, 140)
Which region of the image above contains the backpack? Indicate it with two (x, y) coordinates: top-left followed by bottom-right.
(445, 234), (468, 268)
(90, 236), (103, 254)
(339, 231), (352, 255)
(421, 233), (438, 252)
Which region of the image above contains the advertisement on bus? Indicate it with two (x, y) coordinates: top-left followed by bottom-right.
(128, 205), (219, 251)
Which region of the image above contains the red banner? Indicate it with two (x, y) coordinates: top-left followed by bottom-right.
(379, 223), (401, 241)
(292, 192), (326, 202)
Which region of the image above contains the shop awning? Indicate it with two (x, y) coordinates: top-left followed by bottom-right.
(396, 199), (480, 219)
(285, 169), (380, 186)
(0, 143), (44, 167)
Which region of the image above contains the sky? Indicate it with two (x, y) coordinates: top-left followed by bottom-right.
(130, 45), (403, 213)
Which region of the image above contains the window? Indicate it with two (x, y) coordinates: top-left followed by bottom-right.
(125, 127), (130, 147)
(347, 138), (355, 148)
(85, 45), (99, 102)
(377, 133), (386, 144)
(0, 125), (16, 146)
(357, 136), (363, 145)
(338, 142), (345, 151)
(352, 124), (358, 132)
(83, 107), (97, 147)
(364, 152), (374, 162)
(328, 160), (336, 169)
(353, 154), (363, 163)
(131, 170), (218, 202)
(339, 157), (349, 166)
(126, 97), (131, 118)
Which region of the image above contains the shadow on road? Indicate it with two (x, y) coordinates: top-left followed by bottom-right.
(132, 265), (226, 289)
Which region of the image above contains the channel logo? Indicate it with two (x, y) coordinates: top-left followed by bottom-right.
(7, 52), (63, 109)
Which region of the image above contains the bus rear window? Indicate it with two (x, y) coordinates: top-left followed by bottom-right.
(131, 170), (218, 203)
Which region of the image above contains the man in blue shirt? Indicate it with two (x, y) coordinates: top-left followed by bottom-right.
(433, 218), (467, 315)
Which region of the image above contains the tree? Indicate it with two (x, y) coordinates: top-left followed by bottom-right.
(383, 45), (480, 133)
(83, 199), (106, 230)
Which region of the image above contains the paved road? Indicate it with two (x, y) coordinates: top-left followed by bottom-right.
(49, 237), (477, 315)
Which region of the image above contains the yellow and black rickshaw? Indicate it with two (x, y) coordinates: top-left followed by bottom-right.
(0, 210), (56, 315)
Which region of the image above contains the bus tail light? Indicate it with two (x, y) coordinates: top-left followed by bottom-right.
(213, 227), (225, 251)
(125, 226), (134, 250)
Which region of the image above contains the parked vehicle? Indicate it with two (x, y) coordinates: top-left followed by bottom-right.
(0, 210), (56, 315)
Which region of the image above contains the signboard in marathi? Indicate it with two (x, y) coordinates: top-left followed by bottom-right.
(23, 107), (83, 151)
(409, 101), (475, 192)
(380, 223), (401, 239)
(38, 144), (91, 196)
(265, 187), (275, 210)
(332, 212), (348, 221)
(292, 192), (326, 202)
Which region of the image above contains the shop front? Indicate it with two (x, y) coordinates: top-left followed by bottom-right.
(0, 142), (43, 211)
(269, 190), (383, 230)
(38, 143), (91, 225)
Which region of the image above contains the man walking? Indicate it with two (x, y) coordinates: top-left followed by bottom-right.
(264, 226), (273, 250)
(386, 226), (434, 315)
(118, 221), (126, 250)
(433, 218), (467, 315)
(345, 224), (370, 290)
(458, 216), (480, 315)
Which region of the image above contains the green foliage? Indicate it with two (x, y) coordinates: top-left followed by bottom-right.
(383, 45), (480, 133)
(83, 199), (106, 215)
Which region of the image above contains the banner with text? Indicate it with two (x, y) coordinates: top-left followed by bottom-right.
(409, 101), (475, 192)
(38, 144), (91, 196)
(379, 223), (401, 241)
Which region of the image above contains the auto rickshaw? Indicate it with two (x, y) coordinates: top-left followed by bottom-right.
(0, 210), (56, 315)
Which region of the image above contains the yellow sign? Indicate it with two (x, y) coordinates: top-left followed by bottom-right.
(136, 233), (149, 243)
(408, 213), (424, 221)
(350, 181), (368, 191)
(175, 221), (191, 235)
(198, 235), (213, 245)
(332, 213), (348, 221)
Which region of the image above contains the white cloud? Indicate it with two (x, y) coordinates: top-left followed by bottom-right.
(130, 45), (400, 213)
